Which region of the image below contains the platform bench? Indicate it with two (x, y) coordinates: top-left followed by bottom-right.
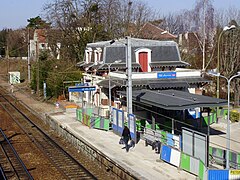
(143, 128), (161, 150)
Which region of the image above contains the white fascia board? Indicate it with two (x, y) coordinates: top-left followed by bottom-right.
(110, 69), (201, 80)
(132, 72), (157, 79)
(176, 70), (201, 77)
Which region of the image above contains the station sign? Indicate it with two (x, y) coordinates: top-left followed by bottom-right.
(68, 86), (96, 92)
(157, 72), (176, 79)
(75, 83), (89, 86)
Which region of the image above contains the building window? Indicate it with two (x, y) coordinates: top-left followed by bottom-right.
(94, 47), (102, 64)
(85, 47), (92, 64)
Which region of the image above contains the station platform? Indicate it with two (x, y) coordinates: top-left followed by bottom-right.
(48, 111), (196, 180)
(6, 92), (196, 179)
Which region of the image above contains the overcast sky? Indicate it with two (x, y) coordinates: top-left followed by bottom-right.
(0, 0), (239, 30)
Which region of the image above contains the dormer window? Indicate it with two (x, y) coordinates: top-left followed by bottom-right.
(85, 47), (92, 64)
(94, 47), (102, 64)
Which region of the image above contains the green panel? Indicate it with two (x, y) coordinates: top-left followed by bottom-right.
(155, 124), (161, 130)
(198, 160), (204, 180)
(103, 119), (110, 130)
(203, 113), (218, 126)
(146, 124), (152, 129)
(76, 109), (82, 121)
(217, 148), (223, 157)
(140, 119), (146, 130)
(229, 152), (233, 161)
(136, 120), (141, 131)
(180, 153), (190, 171)
(161, 131), (167, 144)
(209, 146), (213, 155)
(86, 108), (93, 116)
(224, 109), (228, 116)
(203, 116), (208, 126)
(238, 154), (240, 168)
(213, 113), (217, 123)
(94, 117), (101, 128)
(210, 114), (213, 124)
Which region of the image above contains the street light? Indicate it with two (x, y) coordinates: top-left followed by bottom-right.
(107, 60), (122, 121)
(208, 71), (240, 169)
(216, 25), (236, 118)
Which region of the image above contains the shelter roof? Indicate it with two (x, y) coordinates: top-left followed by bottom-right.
(98, 77), (210, 89)
(118, 89), (227, 110)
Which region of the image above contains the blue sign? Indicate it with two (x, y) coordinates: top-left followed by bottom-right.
(157, 72), (176, 79)
(75, 83), (89, 86)
(68, 86), (96, 92)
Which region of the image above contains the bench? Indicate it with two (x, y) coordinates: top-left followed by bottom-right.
(143, 128), (162, 151)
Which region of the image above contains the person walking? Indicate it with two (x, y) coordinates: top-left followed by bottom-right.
(122, 125), (131, 152)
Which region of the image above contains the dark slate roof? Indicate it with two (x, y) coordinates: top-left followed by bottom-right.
(118, 89), (227, 110)
(83, 38), (188, 67)
(104, 44), (182, 64)
(97, 77), (210, 89)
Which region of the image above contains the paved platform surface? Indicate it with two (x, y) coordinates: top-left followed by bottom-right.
(4, 82), (197, 180)
(210, 121), (240, 153)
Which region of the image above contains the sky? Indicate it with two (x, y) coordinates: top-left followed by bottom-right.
(0, 0), (240, 30)
(146, 0), (240, 14)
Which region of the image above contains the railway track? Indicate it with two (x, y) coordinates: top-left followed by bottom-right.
(0, 89), (99, 179)
(0, 128), (33, 180)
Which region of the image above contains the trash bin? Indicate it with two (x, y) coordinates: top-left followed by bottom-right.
(155, 141), (161, 154)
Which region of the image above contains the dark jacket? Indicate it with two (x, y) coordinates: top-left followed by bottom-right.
(122, 126), (131, 140)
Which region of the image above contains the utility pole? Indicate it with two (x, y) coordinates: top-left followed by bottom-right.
(27, 28), (31, 83)
(6, 29), (10, 75)
(36, 41), (39, 96)
(6, 45), (9, 73)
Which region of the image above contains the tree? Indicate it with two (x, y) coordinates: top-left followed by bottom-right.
(7, 29), (28, 57)
(27, 16), (51, 29)
(43, 0), (155, 61)
(218, 21), (240, 106)
(0, 29), (8, 57)
(160, 0), (215, 70)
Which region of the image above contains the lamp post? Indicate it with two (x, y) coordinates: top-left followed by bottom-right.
(209, 71), (240, 169)
(107, 60), (122, 121)
(216, 25), (236, 118)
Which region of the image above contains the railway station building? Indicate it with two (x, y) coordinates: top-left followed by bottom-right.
(76, 37), (227, 132)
